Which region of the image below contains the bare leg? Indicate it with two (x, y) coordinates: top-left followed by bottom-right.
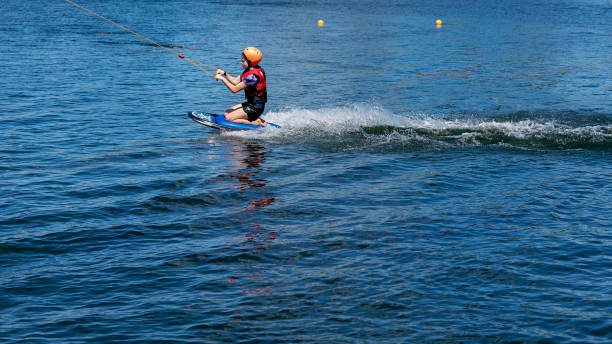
(224, 104), (266, 126)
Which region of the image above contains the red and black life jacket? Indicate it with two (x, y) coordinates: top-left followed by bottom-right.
(240, 67), (267, 105)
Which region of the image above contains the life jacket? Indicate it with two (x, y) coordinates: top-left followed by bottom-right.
(241, 67), (267, 105)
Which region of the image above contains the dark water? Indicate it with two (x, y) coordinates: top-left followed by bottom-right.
(2, 0), (611, 343)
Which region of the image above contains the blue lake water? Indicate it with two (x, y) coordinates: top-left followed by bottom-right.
(1, 0), (611, 342)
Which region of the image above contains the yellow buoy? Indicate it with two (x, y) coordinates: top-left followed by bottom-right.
(318, 19), (324, 27)
(436, 19), (442, 26)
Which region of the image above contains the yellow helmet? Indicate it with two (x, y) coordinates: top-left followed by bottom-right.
(242, 47), (262, 66)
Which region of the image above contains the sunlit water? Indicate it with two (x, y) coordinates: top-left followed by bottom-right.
(1, 0), (611, 343)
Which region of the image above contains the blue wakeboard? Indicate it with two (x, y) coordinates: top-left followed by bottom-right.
(188, 111), (280, 130)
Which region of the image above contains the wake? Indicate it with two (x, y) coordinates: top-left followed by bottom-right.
(225, 104), (612, 151)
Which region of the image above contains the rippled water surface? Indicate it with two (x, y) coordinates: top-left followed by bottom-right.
(2, 0), (611, 343)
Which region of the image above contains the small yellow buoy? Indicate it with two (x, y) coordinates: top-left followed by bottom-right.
(436, 19), (442, 26)
(318, 19), (324, 27)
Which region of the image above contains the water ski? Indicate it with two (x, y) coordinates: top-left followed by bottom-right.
(188, 111), (280, 130)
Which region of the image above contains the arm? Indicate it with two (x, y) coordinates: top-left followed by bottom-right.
(215, 73), (246, 93)
(216, 69), (241, 85)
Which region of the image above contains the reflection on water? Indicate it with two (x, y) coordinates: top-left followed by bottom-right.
(225, 140), (279, 297)
(248, 197), (276, 210)
(228, 142), (268, 191)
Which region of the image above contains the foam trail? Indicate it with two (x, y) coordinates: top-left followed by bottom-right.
(223, 104), (612, 150)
